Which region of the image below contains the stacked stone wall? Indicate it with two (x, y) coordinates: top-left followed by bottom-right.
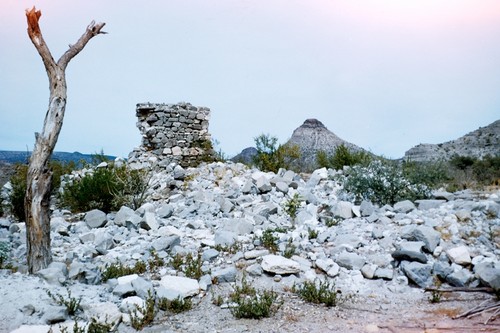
(128, 102), (213, 168)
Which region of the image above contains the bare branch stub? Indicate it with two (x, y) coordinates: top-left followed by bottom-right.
(26, 6), (42, 36)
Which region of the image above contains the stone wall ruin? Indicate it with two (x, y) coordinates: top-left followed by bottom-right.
(128, 102), (214, 168)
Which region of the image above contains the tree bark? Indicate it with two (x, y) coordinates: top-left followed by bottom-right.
(24, 7), (106, 273)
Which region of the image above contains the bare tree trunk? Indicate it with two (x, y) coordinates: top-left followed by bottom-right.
(24, 7), (106, 273)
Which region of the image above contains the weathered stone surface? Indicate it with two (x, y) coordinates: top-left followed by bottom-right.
(336, 252), (365, 270)
(475, 262), (500, 289)
(212, 266), (237, 283)
(392, 241), (428, 264)
(401, 225), (441, 252)
(261, 255), (300, 275)
(401, 261), (433, 288)
(152, 235), (181, 252)
(85, 209), (107, 228)
(359, 200), (375, 217)
(394, 200), (416, 213)
(114, 206), (138, 227)
(158, 275), (200, 298)
(446, 246), (472, 265)
(415, 200), (445, 210)
(214, 230), (237, 246)
(256, 176), (272, 193)
(334, 201), (353, 219)
(446, 267), (473, 287)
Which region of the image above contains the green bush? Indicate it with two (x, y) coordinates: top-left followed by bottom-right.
(46, 287), (82, 317)
(402, 160), (451, 188)
(260, 229), (279, 253)
(9, 164), (27, 221)
(61, 167), (118, 213)
(340, 160), (430, 205)
(100, 261), (147, 282)
(253, 134), (301, 173)
(293, 279), (341, 307)
(317, 144), (371, 170)
(283, 193), (302, 223)
(230, 276), (282, 319)
(130, 290), (156, 330)
(0, 241), (10, 268)
(60, 165), (150, 213)
(158, 296), (192, 313)
(446, 154), (500, 189)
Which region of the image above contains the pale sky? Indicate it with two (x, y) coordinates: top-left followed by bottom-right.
(1, 0), (499, 159)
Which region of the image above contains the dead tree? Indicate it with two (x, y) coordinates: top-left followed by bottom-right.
(24, 7), (106, 273)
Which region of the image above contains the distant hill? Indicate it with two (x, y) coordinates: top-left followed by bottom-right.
(286, 118), (367, 170)
(231, 147), (258, 165)
(404, 119), (500, 162)
(0, 151), (116, 165)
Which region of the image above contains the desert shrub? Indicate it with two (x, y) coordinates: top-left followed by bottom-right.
(9, 164), (28, 221)
(253, 134), (300, 173)
(283, 193), (302, 223)
(130, 290), (156, 330)
(184, 252), (204, 279)
(317, 144), (371, 170)
(111, 167), (151, 210)
(60, 164), (150, 213)
(445, 155), (500, 189)
(471, 155), (500, 185)
(87, 317), (116, 333)
(402, 160), (451, 188)
(0, 241), (10, 268)
(260, 229), (279, 253)
(450, 155), (476, 170)
(283, 238), (296, 258)
(230, 276), (282, 319)
(340, 160), (430, 205)
(158, 296), (192, 313)
(61, 167), (119, 213)
(46, 288), (82, 317)
(100, 261), (147, 282)
(293, 279), (341, 307)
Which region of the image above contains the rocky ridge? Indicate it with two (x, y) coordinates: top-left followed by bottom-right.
(0, 160), (499, 332)
(405, 119), (500, 162)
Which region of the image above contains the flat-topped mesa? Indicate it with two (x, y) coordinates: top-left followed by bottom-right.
(128, 102), (214, 168)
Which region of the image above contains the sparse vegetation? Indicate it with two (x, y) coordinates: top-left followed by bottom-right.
(0, 241), (11, 269)
(46, 288), (82, 317)
(9, 164), (28, 221)
(168, 252), (206, 279)
(130, 290), (156, 330)
(260, 229), (279, 253)
(100, 260), (147, 282)
(308, 228), (318, 239)
(184, 252), (204, 279)
(230, 276), (282, 319)
(283, 238), (296, 258)
(158, 296), (193, 313)
(283, 193), (302, 224)
(293, 279), (342, 307)
(87, 317), (116, 333)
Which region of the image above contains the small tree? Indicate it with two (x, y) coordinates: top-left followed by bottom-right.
(253, 134), (300, 173)
(24, 7), (106, 273)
